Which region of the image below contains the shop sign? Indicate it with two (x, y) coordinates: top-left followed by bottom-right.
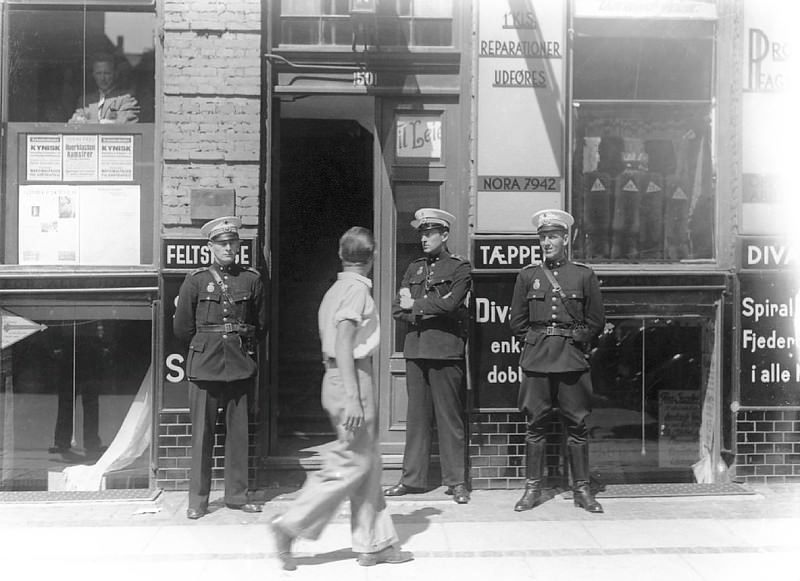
(0, 308), (47, 350)
(739, 236), (795, 271)
(396, 114), (442, 159)
(476, 0), (566, 232)
(472, 237), (541, 270)
(162, 274), (190, 408)
(469, 273), (520, 409)
(162, 238), (254, 269)
(738, 236), (799, 406)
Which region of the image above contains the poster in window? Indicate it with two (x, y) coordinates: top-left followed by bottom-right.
(80, 185), (140, 265)
(18, 184), (140, 265)
(63, 134), (99, 181)
(658, 390), (700, 468)
(99, 135), (134, 181)
(26, 135), (63, 181)
(18, 185), (79, 264)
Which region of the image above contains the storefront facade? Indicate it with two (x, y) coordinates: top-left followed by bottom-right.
(0, 0), (794, 495)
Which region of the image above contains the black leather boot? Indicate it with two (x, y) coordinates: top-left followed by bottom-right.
(568, 444), (603, 514)
(514, 442), (545, 512)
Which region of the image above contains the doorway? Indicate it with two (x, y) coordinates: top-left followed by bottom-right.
(272, 115), (373, 456)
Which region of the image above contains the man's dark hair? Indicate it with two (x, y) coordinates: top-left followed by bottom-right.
(92, 53), (116, 68)
(339, 226), (375, 265)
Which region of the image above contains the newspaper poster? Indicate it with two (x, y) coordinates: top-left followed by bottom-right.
(79, 185), (140, 264)
(63, 134), (99, 181)
(26, 135), (63, 181)
(18, 185), (79, 264)
(99, 135), (135, 181)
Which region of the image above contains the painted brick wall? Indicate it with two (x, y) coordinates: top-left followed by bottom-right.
(735, 410), (800, 484)
(161, 0), (263, 228)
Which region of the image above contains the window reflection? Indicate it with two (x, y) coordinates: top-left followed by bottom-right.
(1, 319), (151, 491)
(8, 10), (155, 123)
(587, 317), (706, 483)
(570, 18), (715, 263)
(279, 0), (452, 47)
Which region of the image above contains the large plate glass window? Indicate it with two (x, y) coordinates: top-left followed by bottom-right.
(2, 2), (156, 266)
(570, 18), (715, 263)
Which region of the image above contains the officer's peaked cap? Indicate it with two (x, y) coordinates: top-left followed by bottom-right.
(201, 216), (241, 242)
(531, 209), (574, 233)
(411, 208), (455, 231)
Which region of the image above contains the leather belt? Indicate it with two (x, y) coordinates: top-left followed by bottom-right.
(197, 323), (255, 336)
(323, 358), (338, 369)
(531, 323), (573, 338)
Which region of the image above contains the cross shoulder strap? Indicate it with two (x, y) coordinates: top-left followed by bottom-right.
(540, 264), (583, 323)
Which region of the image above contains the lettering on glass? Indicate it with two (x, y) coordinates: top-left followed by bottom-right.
(396, 115), (442, 159)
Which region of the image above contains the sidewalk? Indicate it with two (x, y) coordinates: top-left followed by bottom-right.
(1, 484), (798, 581)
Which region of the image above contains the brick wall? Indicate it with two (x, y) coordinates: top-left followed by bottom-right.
(156, 411), (257, 491)
(735, 409), (800, 484)
(468, 411), (567, 490)
(161, 0), (263, 229)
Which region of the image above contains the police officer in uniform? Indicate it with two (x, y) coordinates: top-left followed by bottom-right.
(509, 209), (605, 513)
(173, 216), (267, 519)
(384, 208), (472, 504)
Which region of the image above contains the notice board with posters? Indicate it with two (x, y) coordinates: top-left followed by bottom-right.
(738, 236), (800, 407)
(161, 238), (256, 409)
(4, 124), (154, 265)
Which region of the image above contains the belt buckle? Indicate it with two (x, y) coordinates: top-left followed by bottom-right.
(545, 326), (555, 336)
(224, 322), (234, 333)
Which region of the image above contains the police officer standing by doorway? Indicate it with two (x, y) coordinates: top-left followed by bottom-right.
(173, 216), (267, 519)
(384, 208), (471, 504)
(509, 209), (605, 513)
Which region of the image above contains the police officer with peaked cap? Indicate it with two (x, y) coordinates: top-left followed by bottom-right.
(173, 215), (267, 519)
(384, 208), (472, 504)
(509, 209), (605, 513)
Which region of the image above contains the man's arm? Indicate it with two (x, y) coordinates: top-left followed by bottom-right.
(509, 270), (530, 340)
(173, 274), (198, 346)
(253, 276), (268, 340)
(392, 262), (416, 323)
(113, 94), (140, 123)
(582, 269), (605, 337)
(335, 318), (364, 433)
(409, 260), (472, 317)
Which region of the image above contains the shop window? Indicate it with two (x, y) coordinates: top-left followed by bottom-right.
(2, 3), (156, 266)
(0, 315), (152, 491)
(570, 19), (715, 263)
(588, 316), (712, 483)
(279, 0), (453, 48)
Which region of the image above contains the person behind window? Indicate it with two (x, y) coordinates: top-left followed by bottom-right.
(68, 54), (139, 124)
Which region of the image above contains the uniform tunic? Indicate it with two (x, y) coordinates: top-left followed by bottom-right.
(173, 262), (267, 511)
(392, 250), (471, 488)
(509, 258), (604, 373)
(509, 258), (604, 431)
(174, 264), (267, 381)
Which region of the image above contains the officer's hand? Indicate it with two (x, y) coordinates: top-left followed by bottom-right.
(398, 288), (414, 310)
(343, 398), (365, 432)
